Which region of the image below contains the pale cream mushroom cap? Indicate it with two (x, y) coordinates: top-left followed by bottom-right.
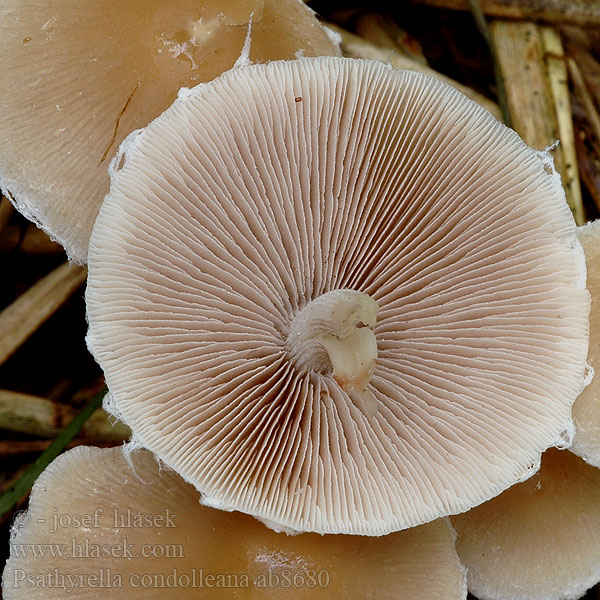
(571, 219), (600, 465)
(451, 448), (600, 600)
(2, 446), (467, 599)
(0, 0), (339, 263)
(86, 57), (589, 535)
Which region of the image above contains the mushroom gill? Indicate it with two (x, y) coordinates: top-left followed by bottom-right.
(86, 57), (589, 535)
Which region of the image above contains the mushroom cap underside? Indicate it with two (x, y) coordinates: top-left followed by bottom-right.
(86, 57), (589, 535)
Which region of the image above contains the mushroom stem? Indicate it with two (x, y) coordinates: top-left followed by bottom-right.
(287, 289), (378, 392)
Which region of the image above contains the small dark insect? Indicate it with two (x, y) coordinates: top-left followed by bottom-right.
(295, 96), (302, 102)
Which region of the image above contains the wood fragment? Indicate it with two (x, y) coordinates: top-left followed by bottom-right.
(70, 377), (110, 405)
(406, 0), (600, 27)
(0, 195), (14, 234)
(0, 224), (63, 254)
(491, 21), (585, 223)
(568, 57), (600, 150)
(574, 115), (600, 212)
(565, 44), (600, 108)
(327, 23), (502, 119)
(0, 390), (130, 440)
(491, 21), (557, 150)
(0, 262), (87, 366)
(355, 13), (428, 64)
(541, 28), (585, 224)
(466, 0), (492, 45)
(466, 0), (512, 126)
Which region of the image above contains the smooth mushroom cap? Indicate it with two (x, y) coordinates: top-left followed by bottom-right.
(451, 448), (600, 600)
(0, 0), (339, 263)
(2, 446), (467, 599)
(86, 57), (589, 535)
(571, 220), (600, 465)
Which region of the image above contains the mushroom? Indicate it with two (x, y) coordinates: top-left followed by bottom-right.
(0, 0), (339, 263)
(451, 448), (600, 600)
(86, 57), (589, 535)
(2, 445), (468, 599)
(570, 219), (600, 465)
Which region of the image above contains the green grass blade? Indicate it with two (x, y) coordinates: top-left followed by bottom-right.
(0, 390), (106, 519)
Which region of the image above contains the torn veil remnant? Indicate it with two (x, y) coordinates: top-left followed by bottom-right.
(0, 0), (339, 263)
(86, 57), (589, 535)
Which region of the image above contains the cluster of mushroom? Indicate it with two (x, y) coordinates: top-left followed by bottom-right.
(1, 1), (600, 599)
